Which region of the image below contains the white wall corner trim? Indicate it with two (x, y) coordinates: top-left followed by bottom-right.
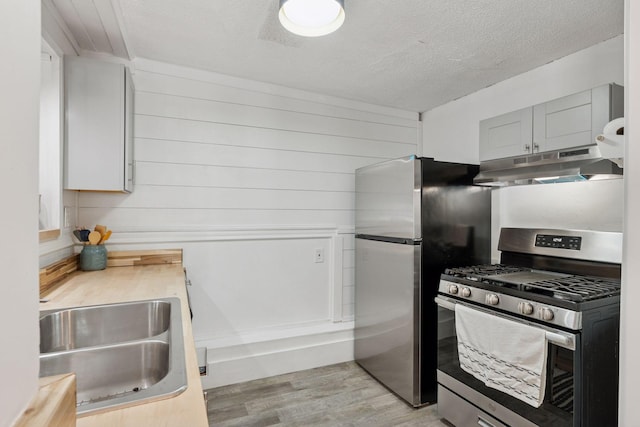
(619, 0), (640, 422)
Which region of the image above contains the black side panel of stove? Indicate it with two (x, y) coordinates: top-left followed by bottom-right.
(576, 303), (620, 427)
(419, 158), (492, 404)
(500, 252), (621, 280)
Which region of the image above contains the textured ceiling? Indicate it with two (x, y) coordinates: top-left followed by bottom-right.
(53, 0), (624, 112)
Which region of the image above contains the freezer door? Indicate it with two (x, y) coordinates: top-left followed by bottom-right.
(354, 237), (422, 405)
(355, 156), (421, 239)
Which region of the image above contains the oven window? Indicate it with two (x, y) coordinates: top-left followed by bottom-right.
(549, 347), (573, 413)
(437, 306), (573, 426)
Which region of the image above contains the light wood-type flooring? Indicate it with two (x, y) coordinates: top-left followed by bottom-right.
(206, 362), (451, 426)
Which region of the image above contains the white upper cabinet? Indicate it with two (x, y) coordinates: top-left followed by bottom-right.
(64, 56), (134, 192)
(533, 84), (623, 153)
(479, 107), (533, 162)
(479, 84), (623, 162)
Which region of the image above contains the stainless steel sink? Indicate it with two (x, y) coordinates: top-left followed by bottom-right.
(39, 298), (187, 415)
(40, 299), (171, 353)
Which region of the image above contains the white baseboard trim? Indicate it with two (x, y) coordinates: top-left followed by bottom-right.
(199, 321), (354, 389)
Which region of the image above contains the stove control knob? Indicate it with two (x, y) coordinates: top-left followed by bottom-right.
(461, 287), (471, 298)
(540, 307), (555, 321)
(486, 294), (500, 305)
(448, 284), (459, 295)
(518, 302), (534, 315)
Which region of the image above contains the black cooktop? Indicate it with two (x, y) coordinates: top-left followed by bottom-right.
(443, 264), (621, 303)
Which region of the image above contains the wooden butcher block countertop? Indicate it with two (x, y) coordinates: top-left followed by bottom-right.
(39, 264), (208, 427)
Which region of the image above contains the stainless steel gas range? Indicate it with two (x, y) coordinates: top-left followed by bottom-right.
(435, 228), (621, 427)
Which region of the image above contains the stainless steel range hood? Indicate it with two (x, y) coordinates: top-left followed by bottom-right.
(473, 144), (623, 186)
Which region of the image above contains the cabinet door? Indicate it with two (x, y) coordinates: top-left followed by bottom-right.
(533, 89), (593, 153)
(479, 107), (532, 161)
(64, 56), (131, 192)
(124, 67), (134, 192)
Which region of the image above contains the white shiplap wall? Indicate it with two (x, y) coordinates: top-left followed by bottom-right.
(79, 63), (417, 230)
(78, 58), (417, 385)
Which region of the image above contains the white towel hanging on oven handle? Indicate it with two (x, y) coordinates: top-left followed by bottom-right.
(455, 303), (549, 408)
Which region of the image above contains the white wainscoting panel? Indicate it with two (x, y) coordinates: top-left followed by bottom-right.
(78, 58), (418, 384)
(186, 238), (331, 336)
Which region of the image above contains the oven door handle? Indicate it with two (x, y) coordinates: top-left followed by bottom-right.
(434, 296), (576, 351)
(545, 331), (572, 348)
(434, 295), (457, 311)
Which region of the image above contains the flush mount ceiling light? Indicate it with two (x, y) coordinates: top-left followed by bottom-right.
(279, 0), (345, 37)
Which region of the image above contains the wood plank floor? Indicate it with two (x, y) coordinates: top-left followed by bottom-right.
(206, 362), (451, 426)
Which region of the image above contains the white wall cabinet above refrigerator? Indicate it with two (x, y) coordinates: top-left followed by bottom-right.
(479, 83), (623, 162)
(64, 56), (134, 192)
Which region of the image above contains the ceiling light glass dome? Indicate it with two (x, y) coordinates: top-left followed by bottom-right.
(279, 0), (345, 37)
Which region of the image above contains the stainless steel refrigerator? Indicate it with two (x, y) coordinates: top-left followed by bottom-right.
(354, 156), (491, 406)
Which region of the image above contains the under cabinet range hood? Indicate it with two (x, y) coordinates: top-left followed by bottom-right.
(473, 143), (624, 186)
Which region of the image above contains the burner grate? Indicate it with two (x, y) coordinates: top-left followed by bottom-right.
(444, 264), (525, 278)
(524, 276), (621, 302)
(443, 264), (620, 303)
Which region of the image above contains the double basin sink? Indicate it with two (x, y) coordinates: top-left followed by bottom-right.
(39, 298), (187, 415)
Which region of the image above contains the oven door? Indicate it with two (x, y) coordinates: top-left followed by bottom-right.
(435, 295), (577, 427)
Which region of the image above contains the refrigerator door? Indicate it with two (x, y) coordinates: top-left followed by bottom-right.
(354, 237), (422, 405)
(355, 156), (421, 240)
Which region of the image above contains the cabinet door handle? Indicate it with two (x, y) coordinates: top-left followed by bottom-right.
(533, 143), (540, 153)
(523, 144), (531, 152)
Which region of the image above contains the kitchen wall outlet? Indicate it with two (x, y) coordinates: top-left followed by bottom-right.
(63, 206), (72, 228)
(315, 248), (324, 263)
